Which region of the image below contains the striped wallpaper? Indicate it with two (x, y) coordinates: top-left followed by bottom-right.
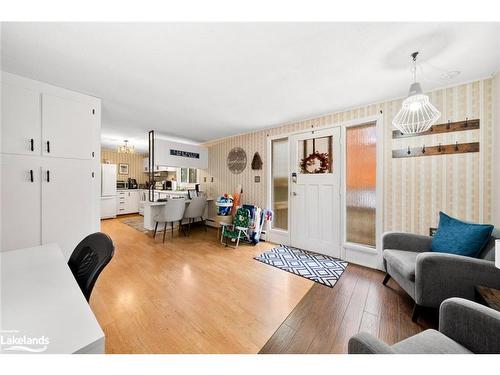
(200, 78), (494, 235)
(101, 148), (149, 185)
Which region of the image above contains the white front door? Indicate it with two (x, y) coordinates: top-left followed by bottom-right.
(289, 127), (341, 258)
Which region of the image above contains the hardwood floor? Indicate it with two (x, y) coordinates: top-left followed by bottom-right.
(93, 216), (313, 353)
(259, 264), (438, 354)
(94, 216), (437, 354)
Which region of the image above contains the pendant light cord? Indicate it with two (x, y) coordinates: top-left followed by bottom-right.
(411, 51), (419, 83)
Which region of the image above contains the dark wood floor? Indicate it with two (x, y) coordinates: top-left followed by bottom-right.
(259, 263), (438, 354)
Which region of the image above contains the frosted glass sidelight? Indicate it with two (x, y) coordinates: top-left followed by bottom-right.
(346, 123), (376, 247)
(272, 138), (288, 230)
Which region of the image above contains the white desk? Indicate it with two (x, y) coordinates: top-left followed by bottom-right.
(0, 244), (105, 354)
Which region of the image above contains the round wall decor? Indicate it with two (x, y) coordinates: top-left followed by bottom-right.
(227, 147), (247, 174)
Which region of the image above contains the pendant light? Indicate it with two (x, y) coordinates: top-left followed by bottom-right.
(117, 140), (135, 154)
(392, 52), (441, 134)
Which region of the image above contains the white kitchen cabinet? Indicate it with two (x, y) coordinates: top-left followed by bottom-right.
(142, 157), (177, 172)
(42, 93), (98, 160)
(126, 191), (140, 214)
(41, 158), (98, 260)
(117, 191), (127, 215)
(1, 73), (101, 259)
(0, 155), (42, 251)
(1, 83), (41, 155)
(101, 196), (117, 219)
(116, 190), (140, 215)
(153, 139), (208, 169)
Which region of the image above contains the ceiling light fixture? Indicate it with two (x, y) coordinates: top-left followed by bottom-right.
(392, 52), (441, 134)
(117, 140), (135, 154)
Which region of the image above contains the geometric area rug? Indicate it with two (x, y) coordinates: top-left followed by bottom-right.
(254, 245), (348, 288)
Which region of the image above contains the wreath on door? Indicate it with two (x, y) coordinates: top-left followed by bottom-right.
(300, 151), (330, 174)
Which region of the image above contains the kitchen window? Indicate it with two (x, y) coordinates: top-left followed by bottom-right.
(180, 168), (198, 184)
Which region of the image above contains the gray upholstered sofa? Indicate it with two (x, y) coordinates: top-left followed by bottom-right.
(382, 228), (500, 321)
(348, 298), (500, 354)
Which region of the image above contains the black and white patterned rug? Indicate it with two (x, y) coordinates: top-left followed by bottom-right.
(254, 245), (348, 288)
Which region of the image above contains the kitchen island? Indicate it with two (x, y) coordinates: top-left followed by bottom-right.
(142, 192), (213, 230)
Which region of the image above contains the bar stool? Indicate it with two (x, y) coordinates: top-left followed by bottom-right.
(183, 195), (207, 236)
(153, 197), (186, 242)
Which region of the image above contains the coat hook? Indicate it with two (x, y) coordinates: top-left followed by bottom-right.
(422, 144), (426, 154)
(407, 146), (411, 155)
(438, 143), (442, 152)
(446, 120), (451, 130)
(455, 141), (459, 151)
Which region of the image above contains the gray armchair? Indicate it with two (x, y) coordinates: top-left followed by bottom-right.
(382, 228), (500, 321)
(348, 298), (500, 354)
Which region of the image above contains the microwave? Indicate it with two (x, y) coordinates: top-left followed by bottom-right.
(116, 180), (127, 189)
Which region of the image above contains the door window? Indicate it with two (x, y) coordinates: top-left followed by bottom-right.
(298, 136), (333, 174)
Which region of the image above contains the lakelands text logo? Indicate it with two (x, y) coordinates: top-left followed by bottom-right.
(0, 330), (50, 353)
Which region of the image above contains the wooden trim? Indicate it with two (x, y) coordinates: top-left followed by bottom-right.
(392, 142), (479, 158)
(392, 119), (480, 139)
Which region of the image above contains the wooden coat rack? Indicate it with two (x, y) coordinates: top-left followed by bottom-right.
(392, 118), (480, 159)
(392, 118), (479, 139)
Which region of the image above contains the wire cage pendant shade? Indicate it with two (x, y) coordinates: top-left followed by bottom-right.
(392, 53), (441, 134)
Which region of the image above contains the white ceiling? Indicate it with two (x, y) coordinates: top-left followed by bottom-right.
(2, 22), (499, 151)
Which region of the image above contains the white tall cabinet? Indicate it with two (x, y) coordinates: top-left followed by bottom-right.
(1, 73), (101, 260)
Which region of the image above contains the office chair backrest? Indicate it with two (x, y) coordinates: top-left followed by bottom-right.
(68, 232), (115, 302)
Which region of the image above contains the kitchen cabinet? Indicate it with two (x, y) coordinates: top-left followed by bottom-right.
(1, 78), (99, 161)
(152, 139), (208, 169)
(1, 154), (42, 250)
(117, 190), (140, 215)
(142, 158), (177, 173)
(1, 83), (41, 155)
(0, 73), (101, 259)
(42, 93), (98, 160)
(0, 156), (99, 259)
(41, 158), (98, 259)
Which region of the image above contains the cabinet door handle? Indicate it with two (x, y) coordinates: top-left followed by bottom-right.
(46, 141), (50, 153)
(30, 139), (34, 152)
(46, 170), (50, 182)
(30, 169), (34, 182)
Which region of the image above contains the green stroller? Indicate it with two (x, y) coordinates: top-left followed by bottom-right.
(220, 207), (251, 248)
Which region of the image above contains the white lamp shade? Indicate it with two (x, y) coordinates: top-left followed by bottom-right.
(496, 239), (500, 269)
(392, 82), (441, 134)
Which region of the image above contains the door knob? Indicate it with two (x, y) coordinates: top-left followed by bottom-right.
(292, 192), (297, 196)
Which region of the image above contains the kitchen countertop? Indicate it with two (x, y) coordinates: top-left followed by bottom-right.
(144, 197), (213, 206)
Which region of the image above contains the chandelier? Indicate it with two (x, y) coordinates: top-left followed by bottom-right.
(117, 140), (135, 154)
(392, 52), (441, 134)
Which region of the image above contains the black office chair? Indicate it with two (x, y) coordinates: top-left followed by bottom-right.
(68, 232), (115, 302)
